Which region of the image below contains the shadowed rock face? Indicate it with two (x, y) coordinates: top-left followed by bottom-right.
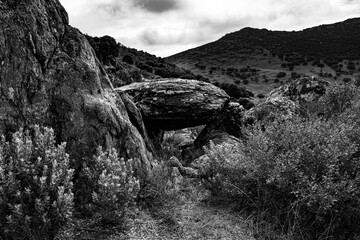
(0, 0), (155, 177)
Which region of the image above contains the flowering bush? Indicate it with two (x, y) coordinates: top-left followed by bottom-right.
(91, 148), (140, 228)
(0, 126), (74, 240)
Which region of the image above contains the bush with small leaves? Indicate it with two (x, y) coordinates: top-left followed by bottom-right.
(257, 93), (265, 99)
(276, 72), (286, 78)
(219, 83), (251, 99)
(0, 126), (74, 240)
(139, 161), (187, 227)
(203, 114), (360, 239)
(318, 81), (359, 118)
(347, 61), (356, 70)
(137, 63), (153, 73)
(122, 55), (134, 65)
(91, 148), (140, 229)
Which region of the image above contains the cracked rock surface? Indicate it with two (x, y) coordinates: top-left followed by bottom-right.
(0, 0), (155, 177)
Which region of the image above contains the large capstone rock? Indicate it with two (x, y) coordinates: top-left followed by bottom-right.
(0, 0), (155, 177)
(116, 79), (230, 130)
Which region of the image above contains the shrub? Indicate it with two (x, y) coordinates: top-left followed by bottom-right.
(90, 148), (140, 229)
(355, 75), (360, 87)
(122, 55), (134, 65)
(317, 82), (359, 118)
(257, 93), (265, 99)
(219, 83), (250, 99)
(238, 98), (255, 110)
(0, 126), (74, 240)
(195, 64), (206, 70)
(343, 77), (352, 83)
(86, 35), (120, 65)
(276, 72), (287, 78)
(137, 63), (153, 73)
(139, 161), (186, 227)
(348, 61), (356, 70)
(203, 114), (360, 239)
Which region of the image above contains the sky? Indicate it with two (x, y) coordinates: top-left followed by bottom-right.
(59, 0), (360, 57)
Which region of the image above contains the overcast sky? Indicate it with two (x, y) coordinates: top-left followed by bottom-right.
(59, 0), (360, 57)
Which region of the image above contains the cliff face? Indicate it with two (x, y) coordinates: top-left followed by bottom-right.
(0, 0), (155, 176)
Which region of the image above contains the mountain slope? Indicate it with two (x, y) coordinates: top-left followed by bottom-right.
(166, 18), (360, 95)
(85, 35), (210, 88)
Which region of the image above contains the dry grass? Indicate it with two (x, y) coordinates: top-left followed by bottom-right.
(70, 177), (254, 240)
(128, 182), (254, 240)
(170, 53), (355, 97)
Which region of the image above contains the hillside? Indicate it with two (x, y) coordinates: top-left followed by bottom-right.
(167, 18), (360, 95)
(85, 35), (210, 87)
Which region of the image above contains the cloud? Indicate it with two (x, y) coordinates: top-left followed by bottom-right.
(59, 0), (360, 57)
(135, 0), (180, 13)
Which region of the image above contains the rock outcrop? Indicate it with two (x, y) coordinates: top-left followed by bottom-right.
(117, 79), (246, 162)
(245, 76), (329, 123)
(116, 79), (230, 130)
(0, 0), (155, 177)
(268, 76), (329, 103)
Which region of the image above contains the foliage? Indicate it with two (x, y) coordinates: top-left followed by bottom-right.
(122, 55), (134, 65)
(238, 98), (255, 110)
(137, 62), (153, 73)
(277, 72), (287, 78)
(86, 35), (120, 65)
(139, 161), (187, 228)
(0, 126), (74, 240)
(203, 112), (360, 239)
(308, 82), (359, 118)
(90, 148), (140, 229)
(219, 82), (253, 99)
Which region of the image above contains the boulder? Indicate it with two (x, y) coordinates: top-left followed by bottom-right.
(0, 0), (155, 177)
(244, 96), (299, 124)
(269, 76), (329, 103)
(194, 101), (244, 147)
(245, 76), (329, 124)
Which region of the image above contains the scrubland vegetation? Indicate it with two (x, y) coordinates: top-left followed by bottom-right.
(202, 82), (360, 239)
(1, 81), (360, 240)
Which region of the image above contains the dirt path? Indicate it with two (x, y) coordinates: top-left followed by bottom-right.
(128, 185), (255, 240)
